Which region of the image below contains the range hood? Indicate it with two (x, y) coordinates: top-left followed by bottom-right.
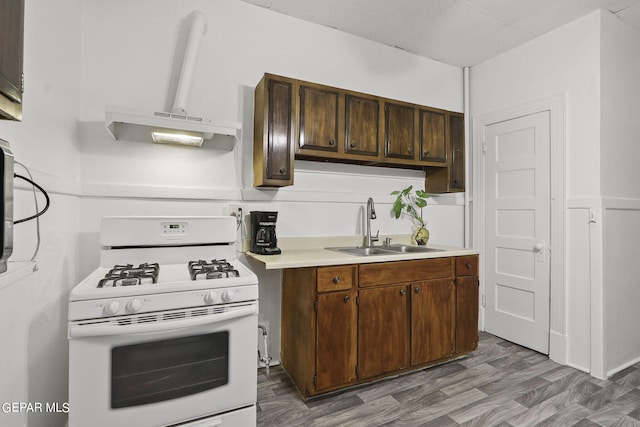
(104, 11), (241, 148)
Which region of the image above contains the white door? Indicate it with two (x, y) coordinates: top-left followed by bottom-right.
(484, 111), (550, 354)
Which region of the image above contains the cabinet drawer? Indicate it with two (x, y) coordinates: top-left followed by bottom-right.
(456, 255), (478, 276)
(359, 258), (453, 287)
(317, 265), (356, 292)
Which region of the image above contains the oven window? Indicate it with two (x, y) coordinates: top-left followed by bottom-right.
(111, 331), (229, 408)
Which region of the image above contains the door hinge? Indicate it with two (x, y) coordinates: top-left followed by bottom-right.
(355, 365), (359, 377)
(482, 140), (487, 153)
(482, 293), (486, 307)
(313, 375), (317, 386)
(356, 296), (360, 305)
(314, 300), (318, 311)
(21, 73), (24, 94)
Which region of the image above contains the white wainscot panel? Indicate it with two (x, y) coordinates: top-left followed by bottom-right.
(566, 207), (591, 372)
(604, 207), (640, 375)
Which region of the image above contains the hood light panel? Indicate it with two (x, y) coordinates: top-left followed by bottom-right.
(151, 131), (204, 147)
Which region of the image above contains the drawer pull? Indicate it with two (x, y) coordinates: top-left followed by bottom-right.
(344, 295), (350, 303)
(333, 276), (340, 284)
(466, 263), (472, 269)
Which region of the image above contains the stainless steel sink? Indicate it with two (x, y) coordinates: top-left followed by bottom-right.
(383, 245), (445, 253)
(326, 245), (444, 256)
(326, 246), (395, 256)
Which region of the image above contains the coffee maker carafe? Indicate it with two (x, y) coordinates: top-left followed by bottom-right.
(250, 211), (281, 255)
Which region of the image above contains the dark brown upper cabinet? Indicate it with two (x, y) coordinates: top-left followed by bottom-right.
(384, 102), (416, 161)
(253, 73), (464, 191)
(298, 85), (340, 154)
(253, 76), (295, 187)
(426, 111), (465, 193)
(344, 94), (379, 157)
(419, 108), (447, 164)
(449, 112), (465, 191)
(0, 0), (24, 121)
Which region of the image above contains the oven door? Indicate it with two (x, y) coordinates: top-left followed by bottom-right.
(68, 303), (258, 427)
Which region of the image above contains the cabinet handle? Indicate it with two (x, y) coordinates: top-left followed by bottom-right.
(400, 289), (406, 296)
(279, 167), (286, 174)
(424, 151), (430, 157)
(414, 286), (421, 294)
(344, 295), (350, 303)
(466, 263), (472, 270)
(407, 148), (412, 154)
(350, 142), (356, 148)
(328, 139), (336, 146)
(333, 276), (340, 284)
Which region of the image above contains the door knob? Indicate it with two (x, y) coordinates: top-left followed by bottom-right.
(533, 243), (544, 252)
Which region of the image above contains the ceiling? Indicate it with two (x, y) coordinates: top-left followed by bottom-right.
(240, 0), (640, 67)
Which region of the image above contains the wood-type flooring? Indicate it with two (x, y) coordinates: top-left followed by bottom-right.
(257, 332), (640, 426)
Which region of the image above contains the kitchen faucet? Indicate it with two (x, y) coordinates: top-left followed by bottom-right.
(364, 197), (379, 247)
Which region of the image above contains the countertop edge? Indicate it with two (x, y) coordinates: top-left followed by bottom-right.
(245, 244), (479, 270)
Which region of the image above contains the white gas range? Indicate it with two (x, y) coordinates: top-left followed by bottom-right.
(68, 216), (259, 427)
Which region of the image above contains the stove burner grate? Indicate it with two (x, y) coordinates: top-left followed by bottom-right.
(188, 259), (240, 281)
(98, 263), (160, 288)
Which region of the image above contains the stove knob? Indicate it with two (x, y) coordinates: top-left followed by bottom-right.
(204, 291), (218, 305)
(221, 289), (235, 302)
(126, 298), (143, 313)
(104, 300), (121, 316)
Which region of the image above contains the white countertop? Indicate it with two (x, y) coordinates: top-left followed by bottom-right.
(245, 235), (479, 270)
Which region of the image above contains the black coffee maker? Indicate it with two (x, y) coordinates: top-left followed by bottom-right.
(250, 211), (281, 255)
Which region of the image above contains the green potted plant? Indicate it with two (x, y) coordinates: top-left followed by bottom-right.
(391, 185), (430, 245)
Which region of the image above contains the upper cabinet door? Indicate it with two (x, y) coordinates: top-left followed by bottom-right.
(419, 109), (447, 164)
(384, 102), (415, 160)
(449, 112), (465, 191)
(0, 0), (24, 121)
(253, 75), (295, 187)
(267, 79), (294, 183)
(345, 94), (379, 157)
(298, 85), (339, 152)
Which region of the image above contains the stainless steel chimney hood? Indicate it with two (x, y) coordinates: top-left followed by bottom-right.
(104, 11), (241, 148)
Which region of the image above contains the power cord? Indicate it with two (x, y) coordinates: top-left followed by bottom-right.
(14, 173), (50, 224)
(13, 161), (50, 264)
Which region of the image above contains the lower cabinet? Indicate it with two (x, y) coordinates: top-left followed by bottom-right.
(358, 284), (409, 379)
(411, 278), (456, 366)
(316, 289), (357, 391)
(281, 255), (479, 399)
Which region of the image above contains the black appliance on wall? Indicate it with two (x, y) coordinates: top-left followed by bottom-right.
(0, 139), (13, 273)
(249, 211), (281, 255)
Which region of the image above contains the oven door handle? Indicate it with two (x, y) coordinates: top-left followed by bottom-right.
(68, 306), (257, 338)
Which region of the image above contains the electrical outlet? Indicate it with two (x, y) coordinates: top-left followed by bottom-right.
(227, 204), (244, 218)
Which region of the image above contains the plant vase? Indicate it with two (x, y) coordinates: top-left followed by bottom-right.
(414, 226), (429, 246)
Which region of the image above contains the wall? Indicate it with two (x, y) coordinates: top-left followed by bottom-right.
(599, 11), (640, 375)
(77, 0), (464, 369)
(470, 11), (602, 374)
(0, 0), (82, 426)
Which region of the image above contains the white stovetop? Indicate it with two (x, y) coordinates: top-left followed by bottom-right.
(70, 261), (258, 301)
